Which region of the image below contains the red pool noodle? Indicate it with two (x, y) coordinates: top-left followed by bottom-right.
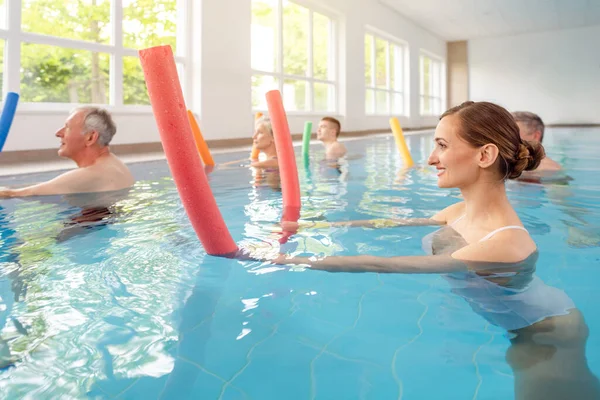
(139, 45), (238, 256)
(265, 90), (301, 243)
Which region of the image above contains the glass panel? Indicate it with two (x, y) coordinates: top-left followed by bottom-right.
(251, 0), (278, 72)
(123, 0), (177, 52)
(364, 34), (372, 86)
(252, 74), (278, 109)
(392, 92), (403, 115)
(313, 12), (331, 80)
(422, 55), (431, 97)
(123, 56), (149, 105)
(21, 43), (109, 103)
(376, 90), (388, 114)
(391, 44), (403, 92)
(314, 82), (334, 112)
(0, 39), (4, 101)
(283, 78), (308, 111)
(432, 60), (441, 97)
(365, 89), (374, 114)
(282, 1), (308, 76)
(421, 95), (431, 115)
(0, 0), (6, 29)
(375, 37), (387, 89)
(21, 0), (111, 44)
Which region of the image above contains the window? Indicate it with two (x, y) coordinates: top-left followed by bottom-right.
(251, 0), (337, 113)
(364, 31), (406, 116)
(0, 0), (188, 106)
(420, 52), (444, 115)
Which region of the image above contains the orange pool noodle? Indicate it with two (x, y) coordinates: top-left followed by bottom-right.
(250, 112), (263, 159)
(187, 110), (215, 166)
(139, 45), (237, 256)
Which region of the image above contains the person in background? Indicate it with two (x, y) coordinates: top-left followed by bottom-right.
(512, 111), (562, 176)
(317, 116), (347, 160)
(0, 107), (134, 198)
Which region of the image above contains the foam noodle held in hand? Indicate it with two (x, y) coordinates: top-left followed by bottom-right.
(139, 45), (237, 256)
(187, 110), (215, 166)
(390, 117), (414, 168)
(250, 112), (263, 159)
(265, 90), (301, 243)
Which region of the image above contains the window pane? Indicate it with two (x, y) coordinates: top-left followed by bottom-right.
(0, 1), (6, 29)
(422, 56), (431, 97)
(432, 60), (441, 97)
(391, 44), (403, 92)
(283, 78), (308, 111)
(21, 0), (111, 44)
(21, 43), (109, 103)
(251, 0), (277, 73)
(123, 0), (177, 52)
(252, 74), (278, 109)
(313, 12), (331, 80)
(314, 82), (334, 112)
(0, 40), (4, 101)
(283, 1), (308, 76)
(364, 34), (373, 86)
(421, 96), (431, 115)
(375, 37), (387, 89)
(123, 56), (149, 105)
(392, 92), (403, 115)
(376, 90), (388, 114)
(365, 89), (374, 114)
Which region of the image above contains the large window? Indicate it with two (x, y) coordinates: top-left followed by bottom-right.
(251, 0), (337, 113)
(364, 31), (406, 116)
(419, 52), (444, 116)
(0, 0), (188, 106)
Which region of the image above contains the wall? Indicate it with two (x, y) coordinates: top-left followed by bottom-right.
(469, 24), (600, 124)
(3, 0), (446, 152)
(447, 41), (468, 108)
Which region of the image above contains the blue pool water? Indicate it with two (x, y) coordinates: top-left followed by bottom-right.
(0, 128), (599, 399)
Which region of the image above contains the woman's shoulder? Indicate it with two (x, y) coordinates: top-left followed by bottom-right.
(432, 201), (466, 224)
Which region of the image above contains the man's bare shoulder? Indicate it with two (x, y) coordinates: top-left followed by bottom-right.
(538, 156), (562, 171)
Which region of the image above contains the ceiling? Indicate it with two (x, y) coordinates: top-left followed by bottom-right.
(379, 0), (600, 41)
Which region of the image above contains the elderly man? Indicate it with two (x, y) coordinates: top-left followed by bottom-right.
(0, 107), (134, 198)
(513, 111), (561, 172)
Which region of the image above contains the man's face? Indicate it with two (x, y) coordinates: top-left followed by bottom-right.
(56, 111), (88, 159)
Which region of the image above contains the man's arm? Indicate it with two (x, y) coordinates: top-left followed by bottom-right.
(0, 168), (94, 198)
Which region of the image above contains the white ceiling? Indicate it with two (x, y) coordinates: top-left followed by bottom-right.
(380, 0), (600, 41)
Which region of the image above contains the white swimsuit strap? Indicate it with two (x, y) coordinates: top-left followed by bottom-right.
(479, 226), (528, 242)
(450, 214), (466, 226)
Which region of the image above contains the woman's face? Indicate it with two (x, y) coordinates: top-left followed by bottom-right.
(253, 123), (273, 150)
(428, 114), (482, 188)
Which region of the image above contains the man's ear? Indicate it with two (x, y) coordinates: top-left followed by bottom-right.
(85, 130), (100, 147)
(478, 143), (500, 168)
(533, 130), (542, 142)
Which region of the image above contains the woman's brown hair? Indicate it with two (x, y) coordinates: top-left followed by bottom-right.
(440, 101), (545, 179)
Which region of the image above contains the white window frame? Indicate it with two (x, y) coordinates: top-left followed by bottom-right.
(419, 50), (445, 116)
(364, 28), (408, 117)
(251, 0), (338, 115)
(0, 0), (190, 112)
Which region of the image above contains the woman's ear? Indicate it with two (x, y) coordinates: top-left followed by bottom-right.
(478, 144), (500, 168)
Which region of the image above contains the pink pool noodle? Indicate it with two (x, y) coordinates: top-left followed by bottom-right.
(139, 45), (238, 256)
(265, 90), (301, 243)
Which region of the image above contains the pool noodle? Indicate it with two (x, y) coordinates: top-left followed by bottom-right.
(0, 92), (20, 152)
(389, 117), (414, 168)
(265, 90), (301, 242)
(187, 110), (215, 166)
(302, 121), (312, 164)
(250, 112), (263, 159)
(139, 45), (237, 256)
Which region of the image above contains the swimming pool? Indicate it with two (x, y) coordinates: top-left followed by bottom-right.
(0, 128), (598, 399)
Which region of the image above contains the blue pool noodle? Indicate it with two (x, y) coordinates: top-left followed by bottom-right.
(0, 92), (20, 152)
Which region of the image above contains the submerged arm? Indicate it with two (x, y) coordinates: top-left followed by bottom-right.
(274, 253), (467, 274)
(0, 169), (93, 198)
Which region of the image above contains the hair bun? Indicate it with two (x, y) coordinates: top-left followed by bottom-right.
(508, 140), (546, 179)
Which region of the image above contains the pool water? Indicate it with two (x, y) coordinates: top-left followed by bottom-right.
(0, 128), (599, 399)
